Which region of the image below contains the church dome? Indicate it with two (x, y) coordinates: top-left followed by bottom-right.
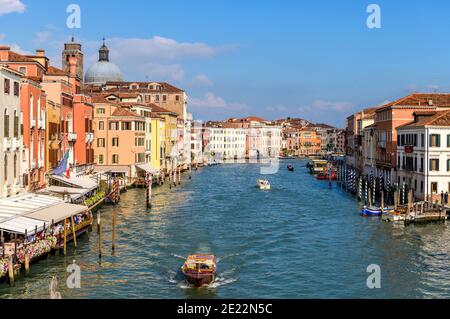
(84, 41), (123, 84)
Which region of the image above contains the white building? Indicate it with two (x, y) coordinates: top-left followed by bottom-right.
(397, 110), (450, 201)
(0, 66), (24, 198)
(204, 125), (247, 160)
(247, 124), (282, 159)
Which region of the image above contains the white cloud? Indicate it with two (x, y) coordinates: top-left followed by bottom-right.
(189, 92), (248, 110)
(34, 31), (52, 44)
(310, 100), (355, 112)
(0, 33), (5, 41)
(0, 0), (26, 16)
(190, 74), (213, 87)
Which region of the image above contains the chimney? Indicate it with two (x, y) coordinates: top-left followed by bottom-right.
(36, 49), (45, 57)
(0, 46), (10, 61)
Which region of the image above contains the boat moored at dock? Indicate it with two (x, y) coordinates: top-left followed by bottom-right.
(181, 254), (217, 287)
(360, 206), (392, 217)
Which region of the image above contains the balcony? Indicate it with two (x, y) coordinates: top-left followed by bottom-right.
(38, 118), (45, 129)
(85, 132), (94, 143)
(68, 132), (77, 141)
(3, 138), (12, 152)
(30, 118), (36, 128)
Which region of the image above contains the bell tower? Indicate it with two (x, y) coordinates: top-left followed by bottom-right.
(62, 37), (84, 81)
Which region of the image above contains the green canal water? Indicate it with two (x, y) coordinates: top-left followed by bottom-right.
(1, 159), (450, 299)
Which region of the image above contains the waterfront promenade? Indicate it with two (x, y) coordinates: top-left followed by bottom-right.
(1, 160), (450, 298)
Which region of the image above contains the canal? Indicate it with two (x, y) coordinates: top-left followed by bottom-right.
(1, 159), (450, 298)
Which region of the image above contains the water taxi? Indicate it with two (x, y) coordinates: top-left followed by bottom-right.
(309, 160), (328, 174)
(257, 179), (271, 190)
(181, 254), (217, 287)
(316, 171), (336, 180)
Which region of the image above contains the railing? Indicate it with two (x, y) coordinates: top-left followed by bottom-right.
(85, 132), (94, 143)
(3, 138), (12, 151)
(68, 132), (77, 141)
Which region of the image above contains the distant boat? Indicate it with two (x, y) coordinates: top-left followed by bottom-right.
(360, 206), (393, 217)
(316, 171), (337, 180)
(181, 254), (217, 287)
(257, 179), (271, 190)
(287, 164), (294, 171)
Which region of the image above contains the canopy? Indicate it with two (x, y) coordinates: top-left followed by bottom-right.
(26, 203), (88, 223)
(135, 164), (160, 175)
(93, 166), (129, 174)
(38, 186), (90, 201)
(49, 174), (98, 191)
(0, 217), (46, 235)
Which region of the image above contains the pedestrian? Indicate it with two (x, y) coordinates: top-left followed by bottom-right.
(441, 191), (445, 205)
(445, 192), (449, 205)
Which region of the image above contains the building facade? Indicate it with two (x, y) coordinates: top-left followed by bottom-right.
(1, 66), (24, 197)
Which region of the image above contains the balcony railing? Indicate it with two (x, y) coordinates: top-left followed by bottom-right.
(68, 132), (77, 141)
(3, 138), (12, 152)
(85, 132), (94, 143)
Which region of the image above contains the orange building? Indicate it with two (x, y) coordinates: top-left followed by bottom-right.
(374, 93), (450, 183)
(92, 96), (147, 182)
(298, 128), (321, 156)
(0, 46), (47, 190)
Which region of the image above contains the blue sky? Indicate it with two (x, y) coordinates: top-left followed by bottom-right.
(1, 0), (450, 127)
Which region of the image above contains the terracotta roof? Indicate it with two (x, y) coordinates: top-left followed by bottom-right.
(148, 104), (178, 116)
(104, 81), (184, 93)
(376, 93), (450, 111)
(5, 51), (36, 63)
(47, 66), (67, 76)
(104, 92), (140, 99)
(111, 107), (140, 117)
(241, 116), (266, 123)
(399, 110), (450, 128)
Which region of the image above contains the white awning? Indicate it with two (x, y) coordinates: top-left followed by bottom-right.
(135, 164), (160, 174)
(26, 203), (88, 223)
(0, 217), (46, 235)
(38, 186), (90, 201)
(49, 174), (98, 190)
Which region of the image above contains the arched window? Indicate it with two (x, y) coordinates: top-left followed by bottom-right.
(30, 94), (34, 121)
(14, 110), (19, 138)
(13, 154), (17, 179)
(4, 108), (9, 137)
(4, 155), (7, 183)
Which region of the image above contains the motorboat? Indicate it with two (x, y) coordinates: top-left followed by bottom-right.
(360, 206), (393, 217)
(181, 254), (217, 287)
(287, 164), (294, 171)
(257, 179), (271, 190)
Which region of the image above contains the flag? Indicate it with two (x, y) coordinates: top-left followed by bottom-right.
(53, 151), (69, 176)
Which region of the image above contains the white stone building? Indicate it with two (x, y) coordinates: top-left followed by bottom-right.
(0, 66), (24, 198)
(247, 124), (282, 159)
(204, 125), (247, 160)
(397, 110), (450, 200)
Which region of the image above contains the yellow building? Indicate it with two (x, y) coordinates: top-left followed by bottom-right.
(46, 100), (61, 170)
(150, 104), (178, 169)
(150, 114), (165, 170)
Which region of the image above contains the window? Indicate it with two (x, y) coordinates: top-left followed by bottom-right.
(98, 121), (104, 130)
(421, 181), (424, 193)
(162, 95), (167, 102)
(98, 154), (104, 164)
(430, 159), (439, 171)
(4, 109), (9, 137)
(109, 122), (119, 130)
(430, 134), (441, 147)
(112, 154), (119, 164)
(135, 153), (145, 163)
(18, 67), (27, 75)
(96, 108), (105, 114)
(175, 95), (180, 102)
(97, 138), (105, 147)
(135, 137), (145, 146)
(14, 111), (19, 138)
(4, 155), (7, 182)
(112, 137), (119, 147)
(121, 122), (131, 130)
(447, 135), (450, 147)
(421, 134), (425, 147)
(447, 159), (450, 172)
(13, 82), (19, 96)
(4, 78), (10, 94)
(13, 154), (17, 179)
(431, 182), (438, 193)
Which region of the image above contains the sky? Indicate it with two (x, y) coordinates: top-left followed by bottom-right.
(1, 0), (450, 127)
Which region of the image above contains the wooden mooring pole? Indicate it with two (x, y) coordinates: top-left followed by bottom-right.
(63, 218), (67, 256)
(8, 256), (14, 286)
(97, 212), (102, 259)
(71, 215), (77, 249)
